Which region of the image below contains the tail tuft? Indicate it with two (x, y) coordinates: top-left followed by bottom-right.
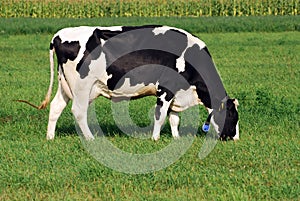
(14, 99), (48, 110)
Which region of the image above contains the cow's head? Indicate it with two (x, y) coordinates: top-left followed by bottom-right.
(210, 98), (239, 141)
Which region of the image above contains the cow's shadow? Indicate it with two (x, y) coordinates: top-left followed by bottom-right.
(56, 124), (77, 138)
(56, 122), (205, 139)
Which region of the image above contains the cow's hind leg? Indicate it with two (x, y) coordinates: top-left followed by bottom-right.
(47, 83), (70, 140)
(168, 111), (180, 139)
(152, 88), (173, 141)
(71, 88), (95, 141)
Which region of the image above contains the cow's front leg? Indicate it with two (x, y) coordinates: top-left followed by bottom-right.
(71, 87), (95, 141)
(152, 90), (173, 141)
(168, 111), (180, 139)
(47, 83), (70, 140)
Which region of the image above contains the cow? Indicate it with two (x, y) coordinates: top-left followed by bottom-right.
(19, 25), (239, 141)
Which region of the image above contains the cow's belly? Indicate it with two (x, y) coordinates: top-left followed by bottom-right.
(90, 80), (201, 111)
(170, 86), (202, 112)
(90, 79), (157, 101)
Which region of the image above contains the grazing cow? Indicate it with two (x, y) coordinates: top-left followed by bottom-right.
(21, 25), (239, 141)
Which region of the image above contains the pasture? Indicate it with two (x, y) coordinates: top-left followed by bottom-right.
(0, 17), (299, 200)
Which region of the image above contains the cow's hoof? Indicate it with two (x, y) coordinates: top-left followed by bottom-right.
(233, 137), (239, 141)
(46, 134), (54, 140)
(151, 136), (160, 141)
(173, 135), (180, 140)
(87, 137), (95, 141)
(84, 135), (95, 141)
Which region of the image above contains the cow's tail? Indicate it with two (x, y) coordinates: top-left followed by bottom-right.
(16, 47), (55, 110)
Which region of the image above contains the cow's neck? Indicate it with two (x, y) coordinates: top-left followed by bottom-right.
(199, 88), (228, 111)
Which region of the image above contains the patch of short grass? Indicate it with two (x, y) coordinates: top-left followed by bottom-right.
(0, 20), (299, 200)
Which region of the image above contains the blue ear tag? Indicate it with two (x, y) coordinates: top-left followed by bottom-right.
(202, 123), (210, 133)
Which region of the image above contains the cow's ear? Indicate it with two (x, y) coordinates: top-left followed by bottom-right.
(233, 99), (239, 107)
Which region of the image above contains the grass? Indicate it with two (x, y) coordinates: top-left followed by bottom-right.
(0, 16), (300, 35)
(0, 17), (299, 200)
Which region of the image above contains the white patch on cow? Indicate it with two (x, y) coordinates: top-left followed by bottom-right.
(114, 78), (145, 96)
(210, 115), (220, 134)
(232, 99), (239, 140)
(175, 34), (206, 73)
(101, 26), (123, 31)
(55, 26), (122, 44)
(54, 26), (94, 44)
(111, 78), (157, 98)
(169, 112), (180, 139)
(190, 36), (206, 50)
(88, 52), (109, 83)
(62, 60), (80, 92)
(170, 86), (200, 112)
(152, 26), (169, 35)
(233, 99), (239, 108)
(176, 56), (185, 73)
(168, 27), (206, 50)
(86, 51), (114, 101)
(233, 121), (240, 141)
(207, 108), (213, 114)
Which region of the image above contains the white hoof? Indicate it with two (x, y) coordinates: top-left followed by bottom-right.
(233, 133), (239, 141)
(152, 135), (160, 141)
(46, 134), (54, 140)
(173, 135), (180, 140)
(84, 135), (95, 141)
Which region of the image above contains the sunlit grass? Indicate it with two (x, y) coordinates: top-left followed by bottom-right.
(0, 17), (299, 200)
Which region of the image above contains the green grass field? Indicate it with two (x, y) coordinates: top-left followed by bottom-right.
(0, 17), (299, 200)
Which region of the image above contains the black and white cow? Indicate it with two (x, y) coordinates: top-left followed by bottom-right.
(24, 25), (239, 141)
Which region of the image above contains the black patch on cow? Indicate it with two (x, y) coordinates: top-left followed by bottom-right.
(180, 44), (211, 108)
(169, 28), (187, 37)
(222, 99), (239, 139)
(157, 85), (174, 102)
(76, 28), (103, 78)
(203, 46), (212, 58)
(51, 36), (80, 66)
(104, 28), (188, 90)
(103, 26), (188, 61)
(105, 49), (195, 103)
(182, 44), (227, 109)
(106, 50), (177, 90)
(155, 104), (162, 121)
(155, 85), (174, 120)
(50, 42), (54, 50)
